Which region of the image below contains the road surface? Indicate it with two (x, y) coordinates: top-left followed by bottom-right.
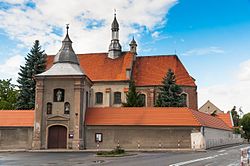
(0, 144), (247, 166)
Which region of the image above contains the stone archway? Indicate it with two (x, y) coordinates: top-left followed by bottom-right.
(48, 125), (67, 149)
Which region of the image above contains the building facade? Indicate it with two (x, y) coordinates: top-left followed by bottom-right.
(0, 14), (241, 151)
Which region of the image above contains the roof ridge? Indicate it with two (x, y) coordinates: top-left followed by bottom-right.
(137, 55), (177, 58)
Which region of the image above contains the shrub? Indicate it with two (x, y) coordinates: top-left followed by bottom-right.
(96, 146), (125, 156)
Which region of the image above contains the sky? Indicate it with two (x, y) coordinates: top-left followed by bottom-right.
(0, 0), (250, 113)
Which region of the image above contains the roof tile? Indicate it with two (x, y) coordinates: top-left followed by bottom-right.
(46, 54), (195, 86)
(86, 107), (200, 126)
(132, 55), (196, 86)
(46, 52), (134, 81)
(216, 113), (233, 128)
(0, 110), (34, 127)
(191, 110), (232, 131)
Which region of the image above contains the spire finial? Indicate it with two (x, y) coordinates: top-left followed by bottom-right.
(114, 8), (116, 17)
(66, 24), (69, 35)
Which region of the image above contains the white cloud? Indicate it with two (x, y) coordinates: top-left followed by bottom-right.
(151, 31), (160, 38)
(199, 59), (250, 114)
(182, 46), (225, 56)
(0, 55), (24, 83)
(0, 0), (178, 55)
(238, 59), (250, 81)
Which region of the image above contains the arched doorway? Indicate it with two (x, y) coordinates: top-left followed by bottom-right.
(48, 125), (67, 149)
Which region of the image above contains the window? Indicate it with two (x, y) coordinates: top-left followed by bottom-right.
(181, 93), (187, 107)
(95, 133), (103, 142)
(95, 92), (103, 104)
(64, 102), (70, 114)
(54, 88), (65, 102)
(86, 91), (89, 108)
(139, 94), (146, 107)
(114, 92), (121, 104)
(47, 102), (52, 114)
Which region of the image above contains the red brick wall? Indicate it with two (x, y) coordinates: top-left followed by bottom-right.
(182, 86), (198, 110)
(136, 86), (197, 110)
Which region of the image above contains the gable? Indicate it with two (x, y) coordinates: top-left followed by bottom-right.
(132, 55), (196, 87)
(199, 100), (223, 114)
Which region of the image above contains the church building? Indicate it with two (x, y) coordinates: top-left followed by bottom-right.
(0, 14), (240, 150)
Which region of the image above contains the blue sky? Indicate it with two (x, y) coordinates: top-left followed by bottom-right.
(0, 0), (250, 112)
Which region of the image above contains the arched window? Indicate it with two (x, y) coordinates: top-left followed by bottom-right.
(64, 102), (70, 114)
(139, 94), (146, 107)
(114, 92), (121, 104)
(181, 93), (188, 107)
(47, 102), (52, 114)
(95, 92), (103, 104)
(54, 88), (65, 102)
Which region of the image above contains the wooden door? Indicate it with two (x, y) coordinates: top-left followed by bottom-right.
(48, 125), (67, 149)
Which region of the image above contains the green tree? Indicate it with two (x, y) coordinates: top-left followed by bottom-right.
(240, 113), (250, 142)
(0, 79), (18, 110)
(16, 40), (46, 109)
(155, 69), (185, 107)
(230, 106), (240, 127)
(123, 80), (144, 107)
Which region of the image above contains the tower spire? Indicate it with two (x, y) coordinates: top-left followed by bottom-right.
(53, 24), (79, 64)
(108, 12), (122, 59)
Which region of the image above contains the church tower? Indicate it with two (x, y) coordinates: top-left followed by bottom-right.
(32, 25), (92, 150)
(108, 13), (122, 59)
(129, 37), (137, 55)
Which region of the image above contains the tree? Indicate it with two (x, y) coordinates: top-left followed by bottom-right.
(155, 69), (185, 107)
(123, 80), (144, 107)
(16, 40), (46, 109)
(230, 106), (240, 127)
(0, 79), (18, 110)
(240, 113), (250, 142)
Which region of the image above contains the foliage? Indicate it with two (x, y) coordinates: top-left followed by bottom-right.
(233, 127), (241, 134)
(240, 113), (250, 141)
(230, 106), (240, 127)
(16, 40), (46, 110)
(96, 146), (125, 156)
(123, 80), (144, 107)
(155, 69), (186, 107)
(0, 79), (18, 110)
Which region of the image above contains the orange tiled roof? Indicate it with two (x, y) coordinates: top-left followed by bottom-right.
(0, 110), (34, 127)
(191, 110), (232, 131)
(86, 107), (231, 131)
(86, 107), (200, 126)
(132, 55), (196, 86)
(46, 52), (134, 81)
(216, 113), (233, 128)
(46, 54), (195, 86)
(0, 108), (231, 131)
